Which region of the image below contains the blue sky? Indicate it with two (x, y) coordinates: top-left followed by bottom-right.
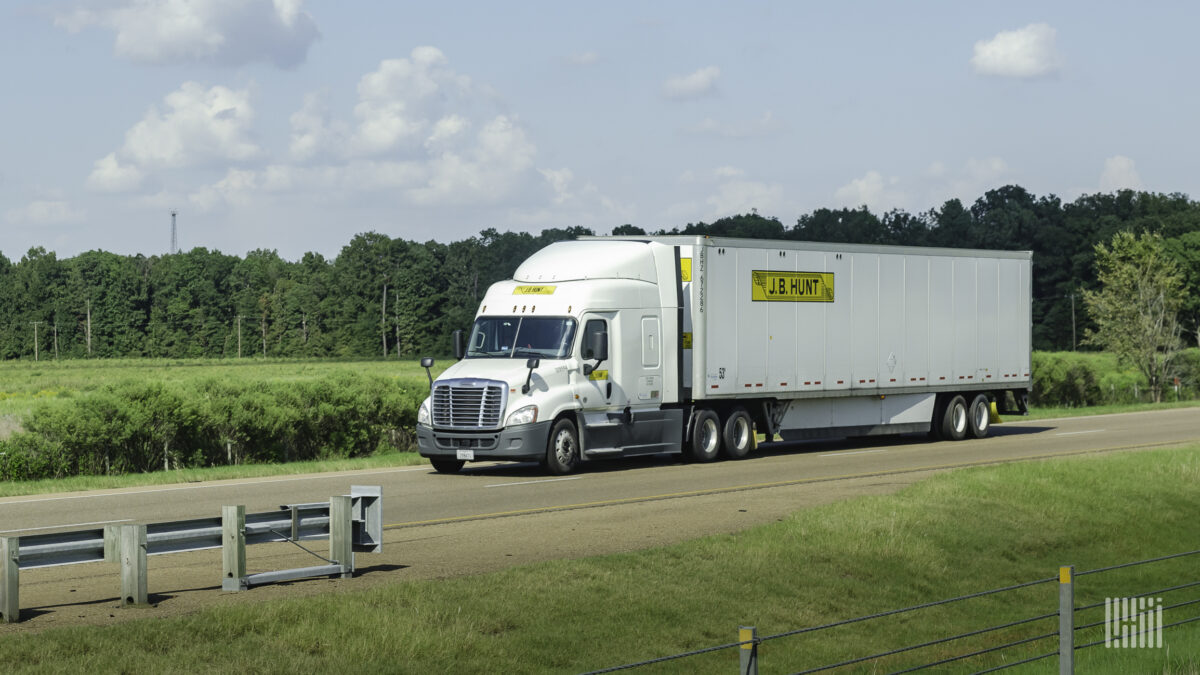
(3, 1), (1197, 261)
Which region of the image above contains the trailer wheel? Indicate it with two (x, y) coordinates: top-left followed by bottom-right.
(430, 458), (465, 474)
(722, 408), (753, 459)
(546, 418), (581, 475)
(940, 395), (969, 441)
(688, 409), (722, 462)
(967, 394), (991, 439)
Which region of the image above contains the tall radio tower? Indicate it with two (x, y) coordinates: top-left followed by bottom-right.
(170, 210), (178, 254)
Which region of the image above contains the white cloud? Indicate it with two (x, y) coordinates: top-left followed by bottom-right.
(110, 82), (261, 172)
(666, 166), (782, 221)
(971, 23), (1062, 78)
(5, 200), (85, 225)
(86, 153), (144, 192)
(921, 157), (1011, 206)
(689, 110), (780, 138)
(54, 0), (319, 68)
(664, 66), (720, 99)
(1099, 155), (1143, 192)
(834, 170), (906, 212)
(288, 91), (346, 162)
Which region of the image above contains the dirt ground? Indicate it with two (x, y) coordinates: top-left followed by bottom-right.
(1, 470), (941, 634)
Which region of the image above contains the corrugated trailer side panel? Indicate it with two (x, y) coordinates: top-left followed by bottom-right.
(696, 242), (1031, 401)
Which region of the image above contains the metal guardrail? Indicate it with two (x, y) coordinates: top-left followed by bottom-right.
(1, 485), (381, 623)
(584, 548), (1200, 674)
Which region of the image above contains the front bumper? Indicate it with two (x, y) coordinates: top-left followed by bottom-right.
(417, 420), (552, 462)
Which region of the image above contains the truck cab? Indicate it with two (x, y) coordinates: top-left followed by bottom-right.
(416, 239), (685, 474)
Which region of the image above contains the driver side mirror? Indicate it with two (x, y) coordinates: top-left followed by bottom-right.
(585, 330), (608, 362)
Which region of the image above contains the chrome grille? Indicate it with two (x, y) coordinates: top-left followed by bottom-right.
(431, 379), (507, 430)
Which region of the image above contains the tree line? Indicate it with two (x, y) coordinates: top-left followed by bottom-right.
(2, 185), (1199, 360)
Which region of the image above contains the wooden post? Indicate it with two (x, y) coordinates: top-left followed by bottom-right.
(119, 524), (147, 606)
(1, 537), (18, 623)
(222, 505), (246, 591)
(330, 496), (353, 578)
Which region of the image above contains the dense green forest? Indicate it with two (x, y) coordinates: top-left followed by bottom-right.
(3, 184), (1200, 359)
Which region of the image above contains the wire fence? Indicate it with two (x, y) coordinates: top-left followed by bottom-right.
(582, 548), (1200, 675)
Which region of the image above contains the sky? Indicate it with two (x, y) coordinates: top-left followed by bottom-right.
(3, 1), (1199, 262)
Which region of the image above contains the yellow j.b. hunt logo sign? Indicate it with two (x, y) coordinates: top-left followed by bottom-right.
(513, 285), (556, 295)
(751, 271), (834, 302)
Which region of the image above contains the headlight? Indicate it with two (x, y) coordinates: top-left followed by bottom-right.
(417, 397), (431, 426)
(505, 405), (538, 426)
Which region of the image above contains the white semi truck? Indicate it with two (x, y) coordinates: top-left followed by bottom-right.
(416, 236), (1032, 474)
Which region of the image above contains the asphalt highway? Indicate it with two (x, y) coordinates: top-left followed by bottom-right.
(3, 407), (1198, 535)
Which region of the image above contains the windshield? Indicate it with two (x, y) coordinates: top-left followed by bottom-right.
(466, 317), (577, 360)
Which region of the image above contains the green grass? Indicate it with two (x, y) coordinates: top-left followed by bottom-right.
(0, 357), (442, 419)
(1022, 398), (1200, 420)
(3, 446), (1198, 673)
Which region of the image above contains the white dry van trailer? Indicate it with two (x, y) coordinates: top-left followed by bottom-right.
(417, 236), (1032, 474)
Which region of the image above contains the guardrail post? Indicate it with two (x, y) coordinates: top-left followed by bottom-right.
(1, 537), (18, 623)
(739, 625), (758, 675)
(103, 524), (121, 563)
(1059, 565), (1074, 675)
(119, 524), (148, 606)
(222, 505), (246, 592)
(330, 495), (353, 578)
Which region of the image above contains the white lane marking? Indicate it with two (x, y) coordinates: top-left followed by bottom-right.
(818, 449), (889, 458)
(1055, 429), (1106, 436)
(0, 518), (132, 534)
(485, 477), (582, 488)
(0, 466), (432, 505)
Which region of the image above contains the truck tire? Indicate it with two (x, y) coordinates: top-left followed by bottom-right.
(940, 395), (969, 441)
(722, 408), (753, 459)
(430, 458), (465, 474)
(546, 418), (581, 475)
(967, 394), (991, 439)
(688, 409), (722, 462)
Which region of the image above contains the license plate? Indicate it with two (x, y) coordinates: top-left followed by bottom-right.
(456, 449), (475, 461)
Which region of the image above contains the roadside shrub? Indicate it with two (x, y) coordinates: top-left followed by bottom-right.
(13, 372), (426, 480)
(1031, 349), (1200, 406)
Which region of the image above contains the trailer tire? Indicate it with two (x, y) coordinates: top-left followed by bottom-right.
(430, 458), (465, 474)
(940, 395), (969, 441)
(722, 408), (753, 459)
(967, 394), (991, 439)
(546, 418), (581, 475)
(688, 409), (722, 462)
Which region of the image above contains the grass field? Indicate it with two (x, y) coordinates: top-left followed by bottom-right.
(0, 357), (443, 419)
(1, 446), (1197, 673)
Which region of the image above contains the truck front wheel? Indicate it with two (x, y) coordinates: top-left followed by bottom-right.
(688, 409), (722, 462)
(546, 418), (581, 475)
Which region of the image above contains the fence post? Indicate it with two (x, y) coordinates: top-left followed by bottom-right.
(222, 505), (246, 591)
(1059, 565), (1074, 675)
(103, 524), (121, 563)
(739, 625), (758, 675)
(330, 495), (353, 578)
(1, 537), (18, 623)
(119, 524), (148, 606)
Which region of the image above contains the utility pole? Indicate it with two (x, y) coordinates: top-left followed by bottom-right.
(236, 315), (243, 358)
(170, 210), (178, 255)
(1070, 293), (1076, 351)
(30, 321), (42, 361)
(86, 299), (93, 356)
(53, 322), (59, 360)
